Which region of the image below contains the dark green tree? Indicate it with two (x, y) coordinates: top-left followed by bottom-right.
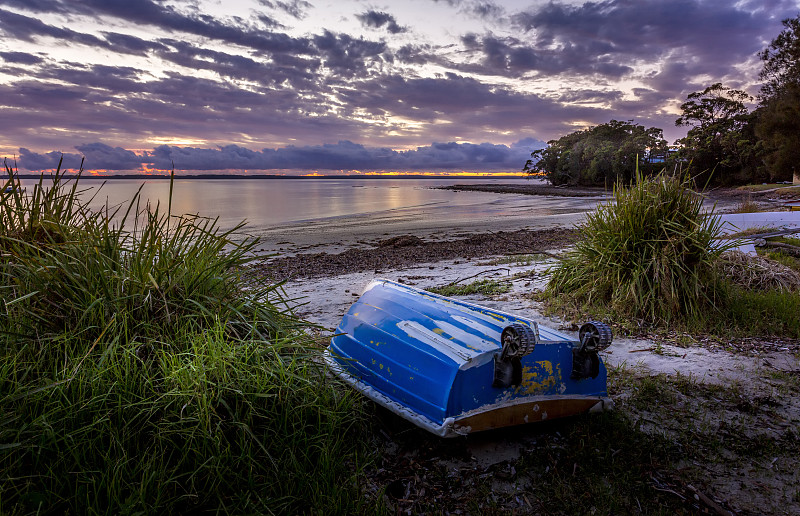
(674, 83), (762, 185)
(524, 120), (667, 186)
(758, 15), (800, 100)
(756, 15), (800, 182)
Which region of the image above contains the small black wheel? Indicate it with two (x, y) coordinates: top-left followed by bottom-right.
(500, 323), (537, 359)
(578, 321), (613, 351)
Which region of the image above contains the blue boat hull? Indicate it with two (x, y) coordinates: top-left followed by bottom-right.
(327, 279), (612, 437)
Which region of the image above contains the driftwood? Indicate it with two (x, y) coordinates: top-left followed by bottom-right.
(686, 484), (736, 516)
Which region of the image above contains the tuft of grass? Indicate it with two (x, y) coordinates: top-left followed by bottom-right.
(479, 253), (551, 266)
(709, 284), (800, 338)
(0, 159), (370, 514)
(427, 278), (511, 296)
(732, 196), (761, 213)
(764, 249), (800, 272)
(543, 173), (730, 326)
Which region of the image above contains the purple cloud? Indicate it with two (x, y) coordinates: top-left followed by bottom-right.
(356, 10), (406, 34)
(17, 139), (546, 173)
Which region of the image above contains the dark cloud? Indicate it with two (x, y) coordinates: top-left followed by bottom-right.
(2, 0), (797, 162)
(257, 0), (313, 20)
(0, 0), (70, 13)
(16, 139), (546, 173)
(17, 148), (84, 171)
(512, 0), (770, 82)
(2, 0), (315, 55)
(0, 8), (108, 47)
(0, 4), (386, 84)
(0, 9), (167, 58)
(102, 32), (170, 55)
(255, 14), (284, 29)
(356, 10), (406, 34)
(312, 31), (387, 73)
(0, 51), (43, 64)
(465, 1), (504, 19)
(75, 143), (145, 170)
(459, 32), (631, 78)
(331, 72), (616, 143)
(394, 44), (433, 65)
(557, 90), (624, 105)
(154, 39), (318, 87)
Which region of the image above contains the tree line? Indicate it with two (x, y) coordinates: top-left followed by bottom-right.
(525, 15), (800, 187)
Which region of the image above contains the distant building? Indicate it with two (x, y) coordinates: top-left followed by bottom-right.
(645, 147), (680, 164)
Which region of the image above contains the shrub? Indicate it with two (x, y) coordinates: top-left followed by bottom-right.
(544, 173), (729, 325)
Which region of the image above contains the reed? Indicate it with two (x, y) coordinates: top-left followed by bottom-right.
(0, 159), (369, 514)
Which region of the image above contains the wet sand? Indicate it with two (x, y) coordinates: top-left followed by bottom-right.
(246, 191), (606, 256)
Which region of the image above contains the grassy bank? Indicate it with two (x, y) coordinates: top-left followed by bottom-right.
(0, 162), (369, 514)
(542, 173), (800, 338)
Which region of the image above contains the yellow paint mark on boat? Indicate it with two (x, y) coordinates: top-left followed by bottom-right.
(537, 361), (554, 375)
(379, 363), (384, 370)
(481, 310), (505, 323)
(432, 328), (445, 335)
(516, 361), (558, 395)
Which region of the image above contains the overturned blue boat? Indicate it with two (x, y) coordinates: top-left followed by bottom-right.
(326, 279), (613, 437)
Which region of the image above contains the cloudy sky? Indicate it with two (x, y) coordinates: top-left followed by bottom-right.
(1, 0), (797, 174)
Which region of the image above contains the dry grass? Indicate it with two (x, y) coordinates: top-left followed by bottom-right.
(732, 197), (761, 213)
(715, 250), (800, 292)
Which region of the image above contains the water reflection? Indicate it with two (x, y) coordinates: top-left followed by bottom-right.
(13, 176), (604, 238)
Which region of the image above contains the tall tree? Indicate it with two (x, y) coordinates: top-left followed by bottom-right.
(524, 120), (666, 186)
(674, 83), (761, 184)
(758, 15), (800, 101)
(756, 15), (800, 182)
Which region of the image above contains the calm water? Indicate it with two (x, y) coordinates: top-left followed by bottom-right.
(16, 176), (605, 252)
(29, 176), (533, 229)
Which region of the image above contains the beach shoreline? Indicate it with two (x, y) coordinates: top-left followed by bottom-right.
(246, 183), (785, 258)
(251, 227), (577, 281)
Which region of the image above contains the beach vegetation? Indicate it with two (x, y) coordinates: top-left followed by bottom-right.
(542, 172), (800, 337)
(674, 83), (765, 185)
(427, 278), (511, 296)
(479, 253), (551, 266)
(543, 172), (726, 325)
(756, 14), (800, 183)
(732, 196), (761, 213)
(0, 159), (370, 514)
(765, 249), (800, 272)
(523, 120), (667, 187)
